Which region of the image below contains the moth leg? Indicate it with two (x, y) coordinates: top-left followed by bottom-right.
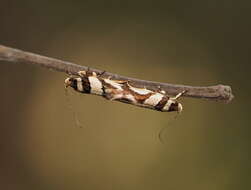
(126, 80), (131, 86)
(66, 71), (73, 75)
(109, 95), (123, 101)
(78, 70), (86, 77)
(157, 85), (166, 95)
(92, 72), (97, 76)
(86, 67), (93, 76)
(117, 80), (129, 84)
(106, 76), (127, 84)
(98, 70), (106, 77)
(106, 75), (112, 80)
(81, 67), (98, 77)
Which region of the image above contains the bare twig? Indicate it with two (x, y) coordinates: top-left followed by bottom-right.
(0, 44), (234, 103)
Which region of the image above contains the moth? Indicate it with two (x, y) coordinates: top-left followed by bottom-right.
(65, 70), (185, 113)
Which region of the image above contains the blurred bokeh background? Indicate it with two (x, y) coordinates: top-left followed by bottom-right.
(0, 1), (250, 190)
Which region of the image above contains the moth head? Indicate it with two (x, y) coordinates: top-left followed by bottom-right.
(65, 76), (79, 90)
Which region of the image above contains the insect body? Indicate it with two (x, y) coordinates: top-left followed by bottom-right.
(65, 70), (185, 113)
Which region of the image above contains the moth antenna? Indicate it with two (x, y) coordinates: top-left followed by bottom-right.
(64, 87), (84, 128)
(158, 126), (166, 144)
(158, 113), (179, 144)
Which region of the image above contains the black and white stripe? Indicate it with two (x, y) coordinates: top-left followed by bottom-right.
(65, 71), (184, 113)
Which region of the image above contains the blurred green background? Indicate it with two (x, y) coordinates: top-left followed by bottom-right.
(0, 1), (250, 190)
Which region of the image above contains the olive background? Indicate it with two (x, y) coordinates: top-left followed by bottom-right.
(0, 1), (250, 190)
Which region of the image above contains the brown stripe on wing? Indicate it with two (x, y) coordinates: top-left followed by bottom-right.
(123, 83), (154, 104)
(99, 79), (122, 100)
(133, 92), (154, 104)
(100, 78), (118, 97)
(167, 102), (179, 112)
(99, 78), (107, 96)
(101, 79), (115, 90)
(80, 76), (91, 93)
(77, 70), (92, 93)
(155, 96), (169, 111)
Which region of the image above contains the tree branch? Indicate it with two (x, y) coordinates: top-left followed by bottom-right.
(0, 44), (234, 103)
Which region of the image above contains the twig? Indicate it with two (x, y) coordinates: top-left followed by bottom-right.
(0, 44), (234, 103)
